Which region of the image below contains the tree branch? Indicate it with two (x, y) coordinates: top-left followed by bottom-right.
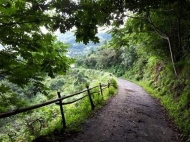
(124, 14), (146, 20)
(145, 11), (168, 39)
(0, 17), (57, 28)
(145, 11), (178, 77)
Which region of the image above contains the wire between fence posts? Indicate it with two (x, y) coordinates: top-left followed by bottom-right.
(99, 83), (103, 98)
(57, 92), (66, 129)
(86, 84), (95, 110)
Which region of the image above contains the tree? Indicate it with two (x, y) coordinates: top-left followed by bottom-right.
(142, 1), (190, 77)
(99, 0), (190, 77)
(0, 0), (76, 95)
(1, 0), (190, 96)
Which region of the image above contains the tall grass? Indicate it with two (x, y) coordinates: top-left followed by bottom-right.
(63, 80), (117, 132)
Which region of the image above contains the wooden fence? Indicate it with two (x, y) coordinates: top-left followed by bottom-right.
(0, 82), (112, 129)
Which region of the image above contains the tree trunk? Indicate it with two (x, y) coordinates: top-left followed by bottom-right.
(146, 12), (178, 77)
(167, 37), (178, 77)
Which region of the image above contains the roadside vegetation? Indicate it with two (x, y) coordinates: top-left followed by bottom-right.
(77, 15), (190, 141)
(0, 68), (117, 142)
(1, 0), (190, 141)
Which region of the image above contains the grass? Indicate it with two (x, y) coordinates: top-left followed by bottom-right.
(40, 79), (118, 138)
(32, 81), (118, 142)
(137, 81), (190, 142)
(64, 83), (117, 132)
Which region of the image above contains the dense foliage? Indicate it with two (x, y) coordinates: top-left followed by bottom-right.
(76, 45), (137, 76)
(1, 0), (190, 141)
(1, 0), (190, 96)
(0, 68), (117, 142)
(77, 8), (190, 140)
(0, 0), (76, 98)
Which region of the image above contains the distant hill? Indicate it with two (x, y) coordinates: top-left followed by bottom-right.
(57, 31), (111, 57)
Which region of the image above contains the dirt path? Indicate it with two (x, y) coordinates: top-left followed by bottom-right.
(62, 79), (179, 142)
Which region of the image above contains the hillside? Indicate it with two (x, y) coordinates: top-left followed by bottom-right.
(0, 68), (117, 142)
(76, 16), (190, 141)
(1, 1), (190, 142)
(57, 31), (111, 57)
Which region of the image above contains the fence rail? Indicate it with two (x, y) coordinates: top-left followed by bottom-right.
(0, 82), (112, 129)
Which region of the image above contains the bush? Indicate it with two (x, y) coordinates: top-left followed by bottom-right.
(110, 79), (118, 89)
(108, 86), (115, 95)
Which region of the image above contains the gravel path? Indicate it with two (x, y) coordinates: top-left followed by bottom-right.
(62, 78), (179, 142)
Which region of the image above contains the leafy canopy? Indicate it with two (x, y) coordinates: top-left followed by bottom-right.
(1, 0), (190, 95)
(0, 0), (75, 96)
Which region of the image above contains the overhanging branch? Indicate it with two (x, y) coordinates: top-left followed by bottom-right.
(145, 11), (168, 39)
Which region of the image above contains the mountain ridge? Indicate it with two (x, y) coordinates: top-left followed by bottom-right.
(57, 31), (111, 57)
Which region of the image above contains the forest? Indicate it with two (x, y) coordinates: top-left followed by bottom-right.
(0, 0), (190, 141)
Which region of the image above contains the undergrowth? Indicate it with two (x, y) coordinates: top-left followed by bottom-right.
(123, 56), (190, 142)
(64, 79), (117, 132)
(34, 78), (118, 141)
(138, 81), (190, 142)
(0, 69), (118, 142)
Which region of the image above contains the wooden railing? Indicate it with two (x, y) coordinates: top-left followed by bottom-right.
(0, 82), (112, 129)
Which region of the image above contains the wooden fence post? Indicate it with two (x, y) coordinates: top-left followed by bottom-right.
(108, 82), (110, 88)
(99, 83), (103, 98)
(57, 92), (66, 129)
(86, 84), (95, 110)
